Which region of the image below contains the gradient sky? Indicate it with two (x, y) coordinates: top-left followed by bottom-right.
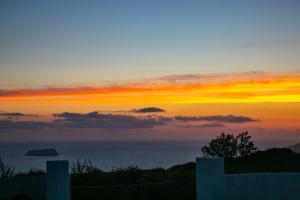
(0, 0), (300, 143)
(1, 0), (300, 86)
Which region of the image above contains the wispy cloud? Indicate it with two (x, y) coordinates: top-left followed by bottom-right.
(1, 71), (300, 104)
(0, 120), (49, 130)
(174, 114), (258, 123)
(0, 112), (38, 117)
(0, 112), (25, 117)
(178, 122), (226, 128)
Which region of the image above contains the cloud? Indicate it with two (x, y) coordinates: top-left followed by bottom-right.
(0, 112), (38, 117)
(0, 111), (258, 131)
(178, 122), (226, 128)
(0, 112), (39, 121)
(0, 120), (49, 130)
(0, 112), (25, 117)
(174, 114), (258, 123)
(53, 112), (99, 120)
(53, 112), (168, 129)
(0, 112), (170, 131)
(132, 107), (165, 113)
(1, 72), (300, 105)
(150, 71), (266, 84)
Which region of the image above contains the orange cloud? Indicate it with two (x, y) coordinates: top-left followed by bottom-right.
(0, 72), (300, 105)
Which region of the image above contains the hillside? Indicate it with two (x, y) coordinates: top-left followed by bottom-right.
(287, 143), (300, 153)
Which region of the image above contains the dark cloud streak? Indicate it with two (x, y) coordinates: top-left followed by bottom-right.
(0, 112), (25, 117)
(0, 111), (259, 131)
(53, 112), (168, 129)
(174, 114), (258, 123)
(132, 107), (165, 113)
(0, 120), (49, 130)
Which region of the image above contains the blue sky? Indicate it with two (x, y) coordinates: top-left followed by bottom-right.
(1, 0), (300, 86)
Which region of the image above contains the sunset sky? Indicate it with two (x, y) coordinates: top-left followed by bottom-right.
(0, 0), (300, 143)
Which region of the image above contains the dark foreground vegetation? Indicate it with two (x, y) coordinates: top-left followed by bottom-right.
(2, 132), (300, 200)
(2, 148), (300, 200)
(69, 148), (300, 200)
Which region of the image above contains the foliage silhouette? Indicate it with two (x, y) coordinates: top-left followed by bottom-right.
(15, 168), (45, 177)
(4, 147), (300, 200)
(0, 157), (15, 178)
(71, 160), (101, 175)
(236, 131), (257, 157)
(201, 132), (257, 159)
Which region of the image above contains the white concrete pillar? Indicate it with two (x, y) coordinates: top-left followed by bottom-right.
(196, 158), (224, 200)
(46, 160), (70, 200)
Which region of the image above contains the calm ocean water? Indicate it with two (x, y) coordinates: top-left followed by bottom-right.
(0, 140), (287, 172)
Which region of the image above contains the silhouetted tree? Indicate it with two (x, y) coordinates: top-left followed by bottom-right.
(201, 133), (238, 159)
(236, 131), (257, 157)
(201, 132), (257, 159)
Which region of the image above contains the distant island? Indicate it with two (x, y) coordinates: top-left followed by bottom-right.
(25, 148), (59, 156)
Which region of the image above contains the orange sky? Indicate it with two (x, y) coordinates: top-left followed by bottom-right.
(1, 72), (299, 107)
(0, 72), (300, 138)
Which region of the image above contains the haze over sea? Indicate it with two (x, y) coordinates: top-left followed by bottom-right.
(0, 140), (292, 172)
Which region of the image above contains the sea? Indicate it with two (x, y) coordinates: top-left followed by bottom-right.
(0, 140), (289, 172)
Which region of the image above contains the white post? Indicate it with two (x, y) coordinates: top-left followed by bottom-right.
(196, 158), (224, 200)
(46, 160), (70, 200)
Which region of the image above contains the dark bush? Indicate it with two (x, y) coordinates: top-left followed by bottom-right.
(0, 157), (15, 178)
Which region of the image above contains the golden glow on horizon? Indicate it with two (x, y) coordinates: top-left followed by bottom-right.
(1, 72), (300, 105)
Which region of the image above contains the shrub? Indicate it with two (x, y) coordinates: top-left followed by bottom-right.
(15, 168), (45, 177)
(0, 157), (15, 178)
(71, 160), (102, 175)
